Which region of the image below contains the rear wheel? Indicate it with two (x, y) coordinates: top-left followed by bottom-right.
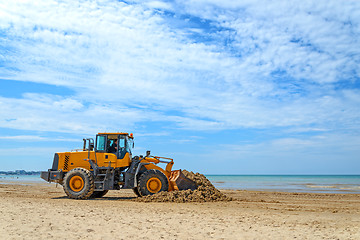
(137, 169), (169, 196)
(63, 168), (94, 199)
(90, 190), (109, 198)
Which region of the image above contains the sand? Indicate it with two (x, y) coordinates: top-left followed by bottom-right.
(0, 181), (359, 239)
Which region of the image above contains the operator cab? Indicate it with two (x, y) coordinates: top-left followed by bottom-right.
(95, 133), (134, 159)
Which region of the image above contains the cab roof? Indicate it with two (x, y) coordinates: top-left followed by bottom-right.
(97, 132), (134, 138)
(97, 132), (129, 135)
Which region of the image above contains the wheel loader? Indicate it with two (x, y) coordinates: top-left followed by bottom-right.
(40, 132), (197, 199)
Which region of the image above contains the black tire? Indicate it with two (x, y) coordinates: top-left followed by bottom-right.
(137, 169), (169, 196)
(63, 168), (94, 199)
(90, 190), (109, 198)
(132, 187), (141, 197)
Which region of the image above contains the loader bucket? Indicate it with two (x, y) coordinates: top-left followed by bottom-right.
(169, 170), (198, 191)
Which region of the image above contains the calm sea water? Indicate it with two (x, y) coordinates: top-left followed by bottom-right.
(1, 174), (360, 194)
(207, 175), (360, 194)
(0, 174), (43, 183)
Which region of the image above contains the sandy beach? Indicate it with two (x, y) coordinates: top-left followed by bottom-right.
(0, 181), (359, 240)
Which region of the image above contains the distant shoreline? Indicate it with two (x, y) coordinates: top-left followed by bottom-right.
(0, 170), (41, 175)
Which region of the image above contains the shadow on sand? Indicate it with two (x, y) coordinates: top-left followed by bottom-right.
(51, 196), (136, 201)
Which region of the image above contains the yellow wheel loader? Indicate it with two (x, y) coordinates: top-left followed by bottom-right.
(40, 132), (197, 199)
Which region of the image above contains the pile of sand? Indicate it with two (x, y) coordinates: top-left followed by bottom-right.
(136, 170), (232, 203)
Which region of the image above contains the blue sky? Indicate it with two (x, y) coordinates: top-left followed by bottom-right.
(0, 0), (359, 174)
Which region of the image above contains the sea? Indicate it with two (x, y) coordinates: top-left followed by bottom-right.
(1, 174), (360, 194)
(207, 175), (360, 194)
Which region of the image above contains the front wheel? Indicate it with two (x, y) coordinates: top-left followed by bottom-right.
(63, 168), (94, 199)
(132, 187), (141, 197)
(137, 169), (169, 196)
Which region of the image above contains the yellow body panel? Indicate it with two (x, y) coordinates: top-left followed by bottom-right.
(143, 162), (171, 178)
(56, 151), (132, 172)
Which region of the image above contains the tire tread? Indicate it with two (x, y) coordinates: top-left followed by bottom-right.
(63, 168), (94, 199)
(137, 169), (169, 196)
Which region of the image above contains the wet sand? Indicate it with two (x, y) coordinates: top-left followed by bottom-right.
(0, 182), (359, 239)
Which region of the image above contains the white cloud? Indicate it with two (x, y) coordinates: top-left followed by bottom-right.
(217, 132), (360, 158)
(199, 132), (360, 174)
(0, 135), (79, 142)
(144, 1), (173, 11)
(0, 94), (150, 133)
(0, 135), (48, 141)
(0, 0), (359, 134)
(0, 147), (68, 156)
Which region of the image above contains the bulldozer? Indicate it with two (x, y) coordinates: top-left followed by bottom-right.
(40, 132), (197, 199)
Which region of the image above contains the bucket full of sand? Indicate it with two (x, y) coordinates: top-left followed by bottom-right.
(136, 170), (232, 203)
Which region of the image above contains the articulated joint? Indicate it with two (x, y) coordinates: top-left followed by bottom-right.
(134, 162), (149, 187)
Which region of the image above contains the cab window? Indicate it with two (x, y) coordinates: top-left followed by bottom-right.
(119, 138), (125, 149)
(96, 135), (106, 151)
(126, 136), (133, 154)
